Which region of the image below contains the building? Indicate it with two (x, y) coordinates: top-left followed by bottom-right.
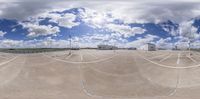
(172, 45), (179, 50)
(128, 47), (137, 50)
(97, 45), (118, 50)
(142, 43), (156, 51)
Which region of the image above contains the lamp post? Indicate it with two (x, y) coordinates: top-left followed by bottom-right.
(189, 25), (194, 56)
(69, 33), (72, 55)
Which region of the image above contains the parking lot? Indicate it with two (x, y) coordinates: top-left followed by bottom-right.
(0, 50), (200, 99)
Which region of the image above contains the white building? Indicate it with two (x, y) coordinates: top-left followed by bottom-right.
(97, 45), (118, 50)
(141, 43), (156, 51)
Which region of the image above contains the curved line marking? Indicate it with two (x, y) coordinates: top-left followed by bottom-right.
(42, 53), (117, 64)
(138, 53), (200, 69)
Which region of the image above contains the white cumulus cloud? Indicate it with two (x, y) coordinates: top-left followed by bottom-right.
(0, 31), (6, 37)
(179, 20), (199, 39)
(22, 23), (60, 37)
(106, 24), (146, 38)
(126, 34), (159, 48)
(46, 13), (80, 28)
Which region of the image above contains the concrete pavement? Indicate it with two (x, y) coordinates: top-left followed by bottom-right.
(0, 50), (200, 99)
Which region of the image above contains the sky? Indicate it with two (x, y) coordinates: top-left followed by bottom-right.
(0, 0), (200, 49)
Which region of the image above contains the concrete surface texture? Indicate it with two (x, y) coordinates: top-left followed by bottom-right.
(0, 50), (200, 99)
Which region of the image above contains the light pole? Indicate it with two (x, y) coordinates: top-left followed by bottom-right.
(189, 25), (194, 56)
(113, 40), (117, 53)
(188, 40), (191, 56)
(69, 33), (72, 55)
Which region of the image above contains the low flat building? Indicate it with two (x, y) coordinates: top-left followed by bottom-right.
(142, 43), (156, 51)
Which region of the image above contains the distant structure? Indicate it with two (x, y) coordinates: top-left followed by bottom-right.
(175, 45), (178, 50)
(128, 47), (137, 50)
(172, 45), (179, 50)
(97, 45), (118, 50)
(71, 41), (80, 50)
(142, 43), (156, 51)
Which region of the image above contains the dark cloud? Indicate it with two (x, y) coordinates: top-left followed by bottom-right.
(140, 2), (200, 23)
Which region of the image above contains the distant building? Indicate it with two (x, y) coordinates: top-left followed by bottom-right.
(97, 45), (118, 50)
(128, 47), (137, 50)
(142, 43), (156, 51)
(172, 45), (179, 50)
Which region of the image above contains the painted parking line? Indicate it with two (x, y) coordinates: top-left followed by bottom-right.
(193, 52), (200, 58)
(43, 53), (117, 64)
(169, 70), (180, 96)
(0, 56), (19, 66)
(159, 54), (172, 62)
(176, 53), (181, 64)
(0, 55), (9, 59)
(149, 53), (166, 59)
(186, 55), (197, 63)
(80, 53), (83, 61)
(86, 53), (98, 59)
(65, 53), (73, 60)
(138, 51), (200, 69)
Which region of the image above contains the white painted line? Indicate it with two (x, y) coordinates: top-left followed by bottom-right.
(0, 55), (25, 86)
(193, 52), (200, 57)
(80, 54), (83, 61)
(194, 51), (200, 55)
(150, 54), (168, 59)
(177, 53), (181, 64)
(87, 53), (98, 59)
(159, 54), (172, 62)
(90, 66), (137, 77)
(0, 56), (18, 66)
(186, 55), (197, 63)
(78, 66), (104, 98)
(0, 55), (9, 59)
(79, 63), (175, 98)
(137, 52), (200, 69)
(169, 70), (180, 96)
(65, 53), (73, 60)
(43, 53), (117, 64)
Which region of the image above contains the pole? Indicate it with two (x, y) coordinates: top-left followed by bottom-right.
(189, 25), (193, 56)
(69, 33), (72, 55)
(189, 41), (191, 56)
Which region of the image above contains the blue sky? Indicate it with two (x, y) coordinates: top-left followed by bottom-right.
(0, 0), (200, 48)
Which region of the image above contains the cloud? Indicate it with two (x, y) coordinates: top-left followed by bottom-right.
(79, 8), (146, 38)
(79, 8), (115, 28)
(0, 1), (200, 48)
(0, 1), (200, 24)
(68, 1), (200, 24)
(45, 13), (80, 28)
(136, 2), (200, 23)
(159, 21), (179, 36)
(126, 34), (159, 48)
(191, 40), (200, 48)
(156, 37), (173, 49)
(0, 31), (6, 37)
(105, 24), (146, 37)
(0, 38), (69, 48)
(0, 1), (55, 20)
(179, 20), (199, 39)
(70, 33), (128, 48)
(0, 39), (23, 48)
(22, 23), (60, 37)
